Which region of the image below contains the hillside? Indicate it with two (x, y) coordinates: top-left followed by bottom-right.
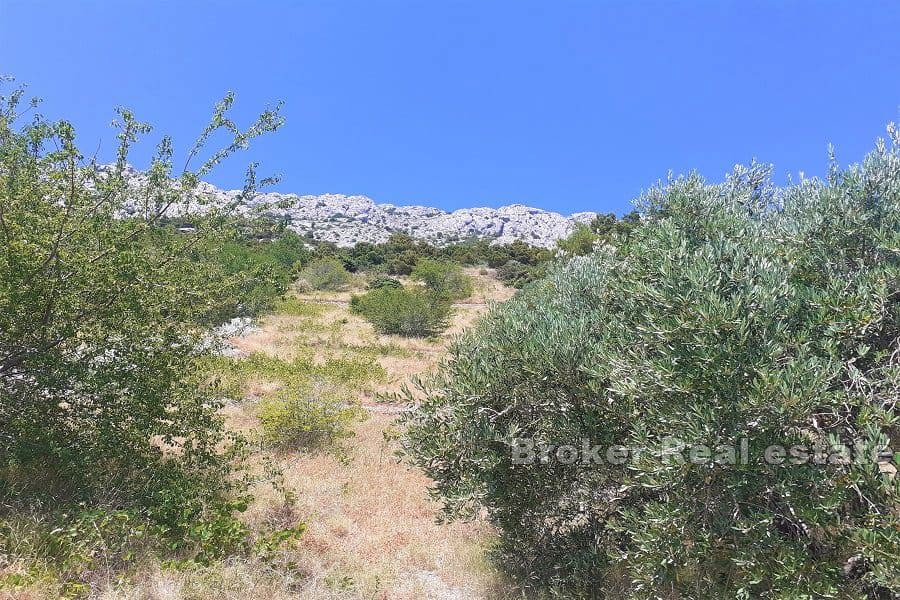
(110, 269), (520, 599)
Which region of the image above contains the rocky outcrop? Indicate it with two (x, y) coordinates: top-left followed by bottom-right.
(118, 167), (596, 248)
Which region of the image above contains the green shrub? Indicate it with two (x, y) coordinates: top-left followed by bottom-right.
(555, 211), (641, 257)
(299, 258), (350, 290)
(200, 237), (285, 322)
(411, 258), (474, 300)
(554, 222), (597, 256)
(402, 132), (900, 598)
(210, 229), (312, 319)
(273, 296), (325, 317)
(0, 83), (317, 594)
(0, 507), (160, 596)
(317, 355), (386, 386)
(262, 230), (312, 269)
(258, 383), (366, 452)
(495, 259), (546, 288)
(484, 239), (552, 268)
(211, 352), (380, 454)
(367, 275), (403, 290)
(351, 286), (451, 336)
(386, 250), (421, 276)
(0, 81), (286, 581)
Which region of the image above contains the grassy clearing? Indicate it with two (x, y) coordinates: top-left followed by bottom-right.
(2, 272), (519, 599)
(272, 297), (327, 318)
(56, 270), (519, 600)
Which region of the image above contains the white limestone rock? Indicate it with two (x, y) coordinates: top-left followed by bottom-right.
(117, 167), (597, 248)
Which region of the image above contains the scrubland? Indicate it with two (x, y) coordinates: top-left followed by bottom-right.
(75, 271), (519, 600)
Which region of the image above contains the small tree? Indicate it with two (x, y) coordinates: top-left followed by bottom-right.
(556, 211), (641, 257)
(298, 257), (350, 290)
(495, 259), (544, 288)
(350, 286), (450, 336)
(0, 82), (283, 560)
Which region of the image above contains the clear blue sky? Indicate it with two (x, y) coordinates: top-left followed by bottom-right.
(2, 1), (899, 215)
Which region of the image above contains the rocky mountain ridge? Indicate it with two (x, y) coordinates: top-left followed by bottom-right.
(119, 167), (597, 248)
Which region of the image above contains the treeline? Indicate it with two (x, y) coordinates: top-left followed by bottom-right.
(193, 224), (555, 293)
(317, 211), (642, 281)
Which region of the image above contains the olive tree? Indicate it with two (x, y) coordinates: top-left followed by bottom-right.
(402, 130), (900, 598)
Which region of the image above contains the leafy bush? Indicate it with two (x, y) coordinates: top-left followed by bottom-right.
(273, 296), (324, 317)
(484, 239), (552, 268)
(0, 507), (162, 596)
(351, 286), (451, 336)
(386, 250), (421, 276)
(153, 223), (311, 325)
(211, 352), (381, 453)
(411, 259), (474, 300)
(495, 259), (546, 288)
(298, 258), (351, 290)
(555, 211), (641, 257)
(0, 83), (286, 581)
(343, 241), (388, 272)
(258, 383), (367, 452)
(198, 236), (287, 322)
(402, 132), (900, 598)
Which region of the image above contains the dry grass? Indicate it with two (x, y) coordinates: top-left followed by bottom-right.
(233, 413), (516, 599)
(82, 271), (522, 600)
(2, 272), (516, 599)
(459, 267), (516, 306)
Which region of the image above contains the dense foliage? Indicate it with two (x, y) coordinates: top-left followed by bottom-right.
(402, 133), (900, 598)
(0, 83), (287, 577)
(555, 211), (641, 257)
(309, 232), (555, 287)
(197, 227), (310, 323)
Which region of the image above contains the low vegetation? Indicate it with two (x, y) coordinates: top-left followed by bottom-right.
(555, 211), (641, 257)
(197, 228), (311, 322)
(211, 350), (382, 454)
(6, 73), (898, 600)
(308, 232), (560, 288)
(366, 274), (403, 290)
(257, 385), (366, 452)
(349, 260), (477, 338)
